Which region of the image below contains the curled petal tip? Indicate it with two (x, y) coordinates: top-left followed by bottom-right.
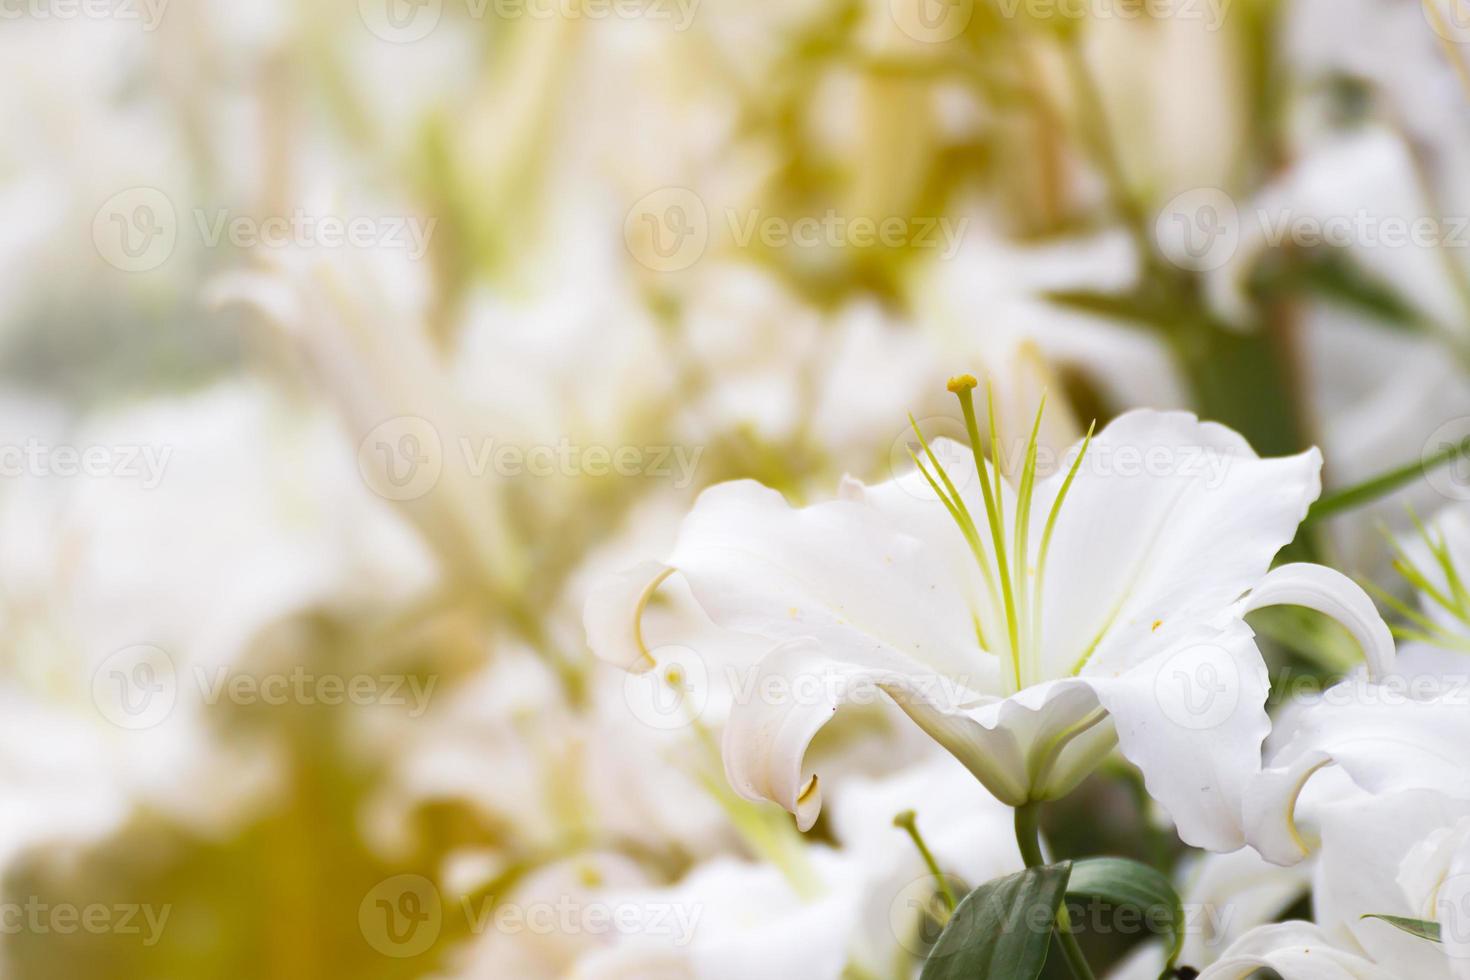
(795, 775), (821, 832)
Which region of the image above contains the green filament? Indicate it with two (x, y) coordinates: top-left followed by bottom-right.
(907, 376), (1091, 692)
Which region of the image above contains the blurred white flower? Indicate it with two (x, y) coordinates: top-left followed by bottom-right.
(1300, 306), (1470, 573)
(0, 378), (434, 863)
(1206, 127), (1470, 335)
(1108, 845), (1312, 978)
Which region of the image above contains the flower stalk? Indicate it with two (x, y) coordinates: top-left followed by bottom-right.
(1014, 802), (1096, 980)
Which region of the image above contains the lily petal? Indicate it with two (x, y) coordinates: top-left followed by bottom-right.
(1197, 922), (1398, 980)
(1033, 410), (1321, 679)
(1235, 563), (1395, 681)
(720, 641), (1115, 828)
(1248, 684), (1470, 864)
(584, 560), (676, 672)
(719, 639), (1026, 828)
(666, 479), (989, 682)
(1315, 790), (1468, 976)
(1087, 620), (1272, 852)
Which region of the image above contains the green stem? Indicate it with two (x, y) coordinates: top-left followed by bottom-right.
(894, 810), (956, 913)
(1014, 803), (1096, 980)
(1306, 436), (1470, 525)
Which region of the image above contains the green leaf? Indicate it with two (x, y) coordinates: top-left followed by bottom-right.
(1249, 250), (1429, 333)
(1362, 914), (1443, 943)
(1067, 857), (1186, 975)
(1044, 289), (1174, 328)
(919, 863), (1072, 980)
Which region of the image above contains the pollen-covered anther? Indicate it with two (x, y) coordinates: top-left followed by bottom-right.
(946, 374), (979, 394)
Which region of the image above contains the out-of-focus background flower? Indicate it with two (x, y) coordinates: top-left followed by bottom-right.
(4, 0), (1470, 976)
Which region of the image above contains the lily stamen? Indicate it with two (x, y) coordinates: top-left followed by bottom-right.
(912, 377), (1094, 693)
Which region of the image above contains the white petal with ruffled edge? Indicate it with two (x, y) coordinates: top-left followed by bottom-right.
(666, 479), (991, 683)
(1196, 922), (1398, 980)
(717, 638), (1106, 822)
(1085, 619), (1272, 851)
(1031, 410), (1322, 680)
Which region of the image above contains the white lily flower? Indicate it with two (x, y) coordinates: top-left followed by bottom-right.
(1225, 775), (1470, 978)
(1249, 678), (1470, 868)
(1229, 599), (1470, 980)
(1244, 501), (1470, 862)
(588, 384), (1392, 851)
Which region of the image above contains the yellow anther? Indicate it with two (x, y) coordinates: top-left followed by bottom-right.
(946, 374), (979, 393)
